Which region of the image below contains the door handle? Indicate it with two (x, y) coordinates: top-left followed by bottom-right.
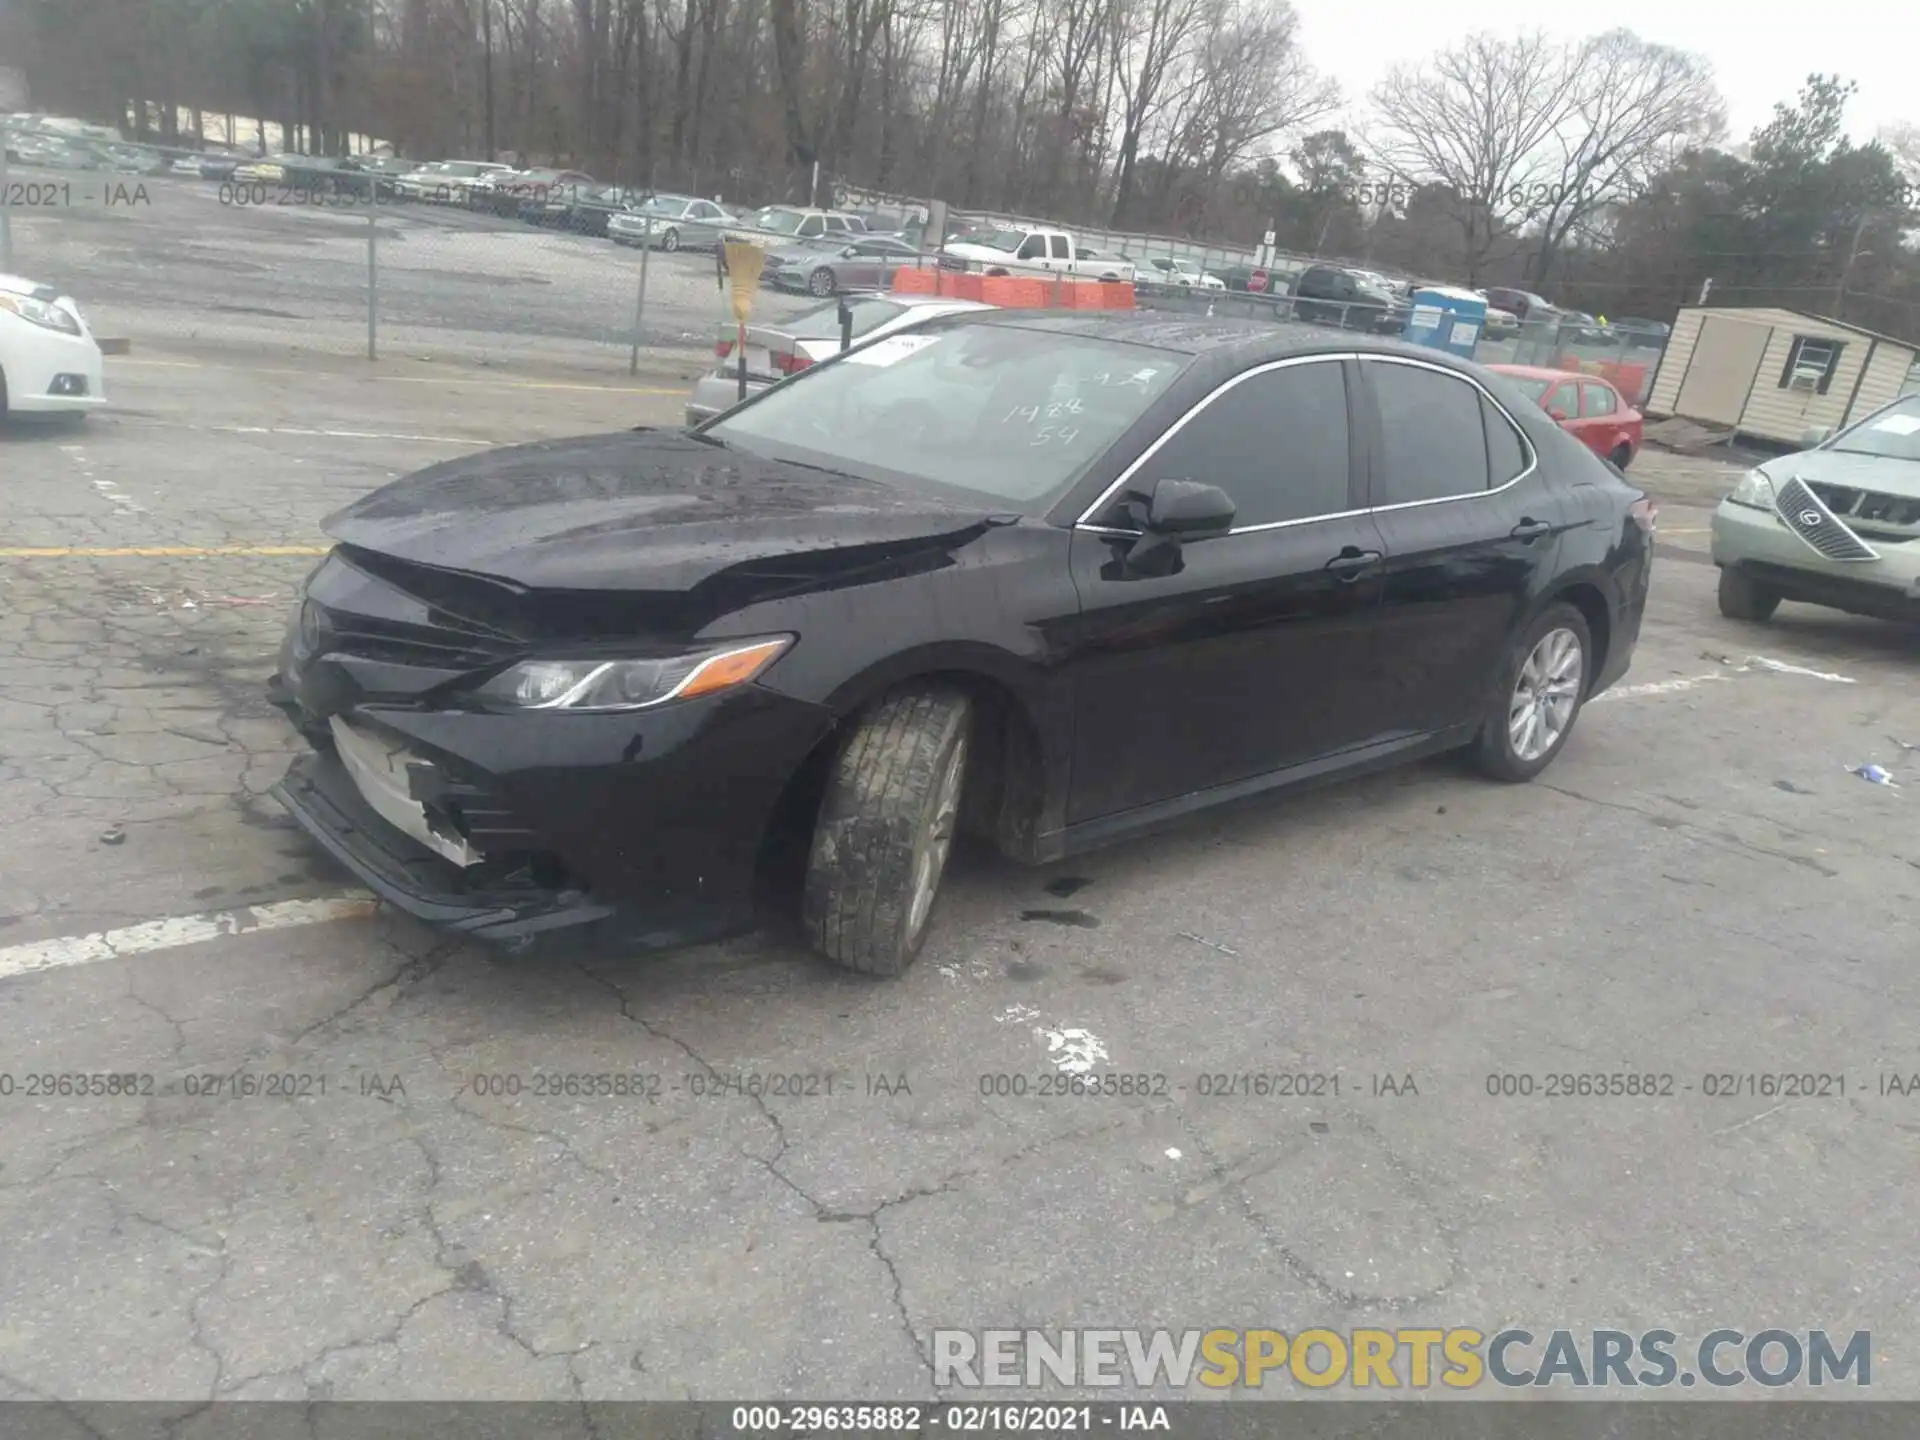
(1510, 518), (1553, 541)
(1324, 548), (1383, 580)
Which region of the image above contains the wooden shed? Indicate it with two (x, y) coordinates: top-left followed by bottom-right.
(1643, 306), (1917, 445)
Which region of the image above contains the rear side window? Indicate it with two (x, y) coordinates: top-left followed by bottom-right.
(1050, 235), (1071, 259)
(1483, 395), (1529, 484)
(1366, 360), (1491, 505)
(786, 296), (905, 341)
(1132, 360), (1351, 528)
(1581, 382), (1617, 416)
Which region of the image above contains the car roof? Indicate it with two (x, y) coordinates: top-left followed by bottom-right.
(935, 309), (1453, 360)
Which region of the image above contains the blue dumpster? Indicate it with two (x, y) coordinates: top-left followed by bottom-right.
(1402, 286), (1487, 359)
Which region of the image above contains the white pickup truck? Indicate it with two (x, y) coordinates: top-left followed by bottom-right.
(938, 226), (1136, 283)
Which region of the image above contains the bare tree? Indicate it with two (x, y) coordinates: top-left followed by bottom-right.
(1105, 0), (1201, 224)
(1522, 30), (1723, 283)
(1366, 32), (1581, 283)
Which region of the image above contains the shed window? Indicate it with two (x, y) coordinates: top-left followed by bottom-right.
(1780, 335), (1843, 394)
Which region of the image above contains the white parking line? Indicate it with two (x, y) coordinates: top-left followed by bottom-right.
(213, 425), (474, 445)
(0, 894), (378, 983)
(1591, 673), (1731, 703)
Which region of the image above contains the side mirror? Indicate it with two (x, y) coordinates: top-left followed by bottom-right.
(1802, 424), (1834, 448)
(1139, 478), (1236, 537)
(1547, 408), (1570, 423)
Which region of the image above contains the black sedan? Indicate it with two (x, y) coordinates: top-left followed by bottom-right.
(268, 314), (1653, 974)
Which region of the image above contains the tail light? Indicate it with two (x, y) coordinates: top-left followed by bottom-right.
(772, 351), (813, 376)
(1629, 497), (1657, 535)
(715, 338), (734, 359)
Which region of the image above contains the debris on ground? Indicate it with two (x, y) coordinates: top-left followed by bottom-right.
(1177, 931), (1240, 957)
(99, 826), (126, 845)
(1774, 780), (1814, 794)
(1848, 764), (1898, 787)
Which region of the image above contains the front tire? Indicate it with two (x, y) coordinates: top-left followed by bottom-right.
(661, 227), (681, 252)
(803, 686), (973, 976)
(1717, 566), (1780, 622)
(807, 267), (835, 297)
(1472, 603), (1592, 782)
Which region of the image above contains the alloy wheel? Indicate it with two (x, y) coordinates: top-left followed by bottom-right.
(1508, 627), (1583, 763)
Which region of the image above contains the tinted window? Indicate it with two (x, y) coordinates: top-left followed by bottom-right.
(1367, 361), (1491, 505)
(1580, 382), (1616, 416)
(1050, 235), (1071, 259)
(1017, 235), (1047, 260)
(1483, 396), (1528, 484)
(708, 326), (1185, 509)
(1130, 361), (1351, 529)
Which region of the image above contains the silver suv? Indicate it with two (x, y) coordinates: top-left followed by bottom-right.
(1710, 393), (1920, 625)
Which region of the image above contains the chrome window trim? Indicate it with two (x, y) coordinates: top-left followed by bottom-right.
(1072, 351), (1537, 538)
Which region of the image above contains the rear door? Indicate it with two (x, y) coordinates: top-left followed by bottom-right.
(1064, 356), (1392, 822)
(1578, 381), (1626, 457)
(1356, 356), (1570, 739)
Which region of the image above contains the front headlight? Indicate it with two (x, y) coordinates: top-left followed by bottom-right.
(469, 636), (793, 712)
(1727, 468), (1777, 510)
(0, 292), (82, 336)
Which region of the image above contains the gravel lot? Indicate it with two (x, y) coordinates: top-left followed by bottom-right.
(6, 167), (819, 368)
(1, 279), (1919, 1409)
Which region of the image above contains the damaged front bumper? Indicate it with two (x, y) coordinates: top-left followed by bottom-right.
(271, 746), (616, 941)
(265, 657), (837, 949)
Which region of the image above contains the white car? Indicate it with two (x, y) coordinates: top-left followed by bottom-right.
(1138, 256), (1226, 290)
(685, 294), (992, 426)
(0, 273), (106, 418)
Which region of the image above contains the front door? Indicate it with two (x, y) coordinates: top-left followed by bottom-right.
(1063, 356), (1392, 823)
(1355, 356), (1574, 739)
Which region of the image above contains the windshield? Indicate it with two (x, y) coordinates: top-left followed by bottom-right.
(641, 196), (689, 214)
(705, 323), (1185, 508)
(1501, 375), (1555, 402)
(976, 230), (1026, 253)
(1828, 396), (1920, 461)
(753, 209), (806, 234)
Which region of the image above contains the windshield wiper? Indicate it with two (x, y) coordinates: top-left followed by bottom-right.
(684, 430), (729, 447)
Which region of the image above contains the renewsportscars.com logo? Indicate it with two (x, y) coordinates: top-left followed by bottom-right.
(932, 1328), (1873, 1390)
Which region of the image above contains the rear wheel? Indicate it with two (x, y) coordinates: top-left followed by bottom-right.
(808, 266), (835, 297)
(1717, 566), (1780, 622)
(1609, 443), (1633, 469)
(1472, 603), (1592, 783)
(803, 686), (973, 976)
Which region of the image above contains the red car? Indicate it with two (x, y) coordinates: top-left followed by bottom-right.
(1487, 364), (1641, 469)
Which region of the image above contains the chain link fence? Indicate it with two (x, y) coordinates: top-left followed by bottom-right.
(0, 150), (820, 373)
(1, 144), (1672, 403)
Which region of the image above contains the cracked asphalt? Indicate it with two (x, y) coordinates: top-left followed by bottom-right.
(2, 348), (1920, 1406)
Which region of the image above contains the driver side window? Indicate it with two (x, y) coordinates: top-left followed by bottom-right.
(1018, 235), (1047, 260)
(1109, 361), (1352, 530)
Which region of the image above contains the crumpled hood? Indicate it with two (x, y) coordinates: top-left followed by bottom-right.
(322, 429), (996, 593)
(1761, 450), (1920, 501)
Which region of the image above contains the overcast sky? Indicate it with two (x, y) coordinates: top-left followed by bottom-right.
(1291, 0), (1916, 151)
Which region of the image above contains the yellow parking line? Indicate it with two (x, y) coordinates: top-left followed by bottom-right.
(0, 545), (329, 558)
